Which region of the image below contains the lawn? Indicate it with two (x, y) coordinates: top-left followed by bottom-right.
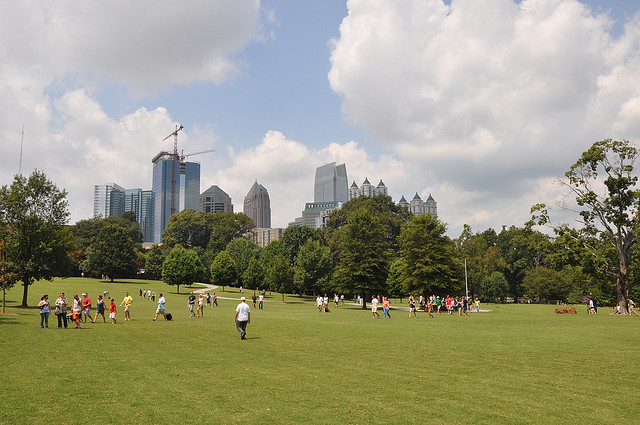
(1, 277), (639, 424)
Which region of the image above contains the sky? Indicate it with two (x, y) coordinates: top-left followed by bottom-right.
(1, 0), (639, 236)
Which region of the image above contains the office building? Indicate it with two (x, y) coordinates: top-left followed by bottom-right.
(243, 180), (271, 228)
(399, 193), (437, 216)
(314, 162), (348, 203)
(152, 151), (201, 243)
(93, 183), (125, 218)
(124, 188), (155, 243)
(200, 185), (233, 214)
(249, 227), (284, 248)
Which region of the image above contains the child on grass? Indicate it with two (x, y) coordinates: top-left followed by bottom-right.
(109, 298), (117, 324)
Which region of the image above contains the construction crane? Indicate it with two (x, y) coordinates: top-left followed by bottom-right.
(162, 124), (183, 216)
(179, 149), (215, 174)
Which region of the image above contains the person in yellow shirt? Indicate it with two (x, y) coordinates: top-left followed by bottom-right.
(119, 292), (133, 321)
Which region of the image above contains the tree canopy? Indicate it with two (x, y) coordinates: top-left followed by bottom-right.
(87, 224), (138, 281)
(532, 139), (640, 313)
(162, 246), (205, 293)
(0, 171), (74, 306)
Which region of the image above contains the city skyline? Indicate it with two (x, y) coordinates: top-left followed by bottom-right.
(1, 1), (639, 236)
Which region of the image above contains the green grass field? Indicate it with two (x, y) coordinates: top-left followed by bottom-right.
(1, 277), (639, 424)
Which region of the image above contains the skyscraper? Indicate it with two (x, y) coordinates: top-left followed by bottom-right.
(200, 185), (233, 214)
(93, 183), (125, 218)
(152, 151), (201, 243)
(314, 162), (348, 203)
(124, 188), (155, 243)
(243, 180), (271, 228)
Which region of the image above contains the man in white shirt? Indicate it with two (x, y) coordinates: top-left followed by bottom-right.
(371, 296), (380, 318)
(235, 297), (251, 340)
(316, 295), (323, 313)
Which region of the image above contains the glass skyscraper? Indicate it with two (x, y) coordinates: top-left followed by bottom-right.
(314, 162), (348, 203)
(93, 183), (125, 218)
(152, 152), (201, 243)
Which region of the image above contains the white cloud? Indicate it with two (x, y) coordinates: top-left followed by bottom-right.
(0, 1), (261, 92)
(329, 0), (640, 233)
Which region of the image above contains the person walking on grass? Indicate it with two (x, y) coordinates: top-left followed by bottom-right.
(72, 294), (82, 329)
(234, 297), (251, 340)
(81, 293), (91, 323)
(55, 293), (68, 329)
(92, 294), (106, 323)
(316, 295), (323, 313)
(120, 292), (133, 321)
(212, 292), (219, 307)
(197, 294), (205, 317)
(475, 298), (480, 314)
(383, 297), (391, 319)
(408, 295), (417, 318)
(188, 292), (196, 317)
(371, 295), (380, 318)
(258, 293), (264, 310)
(427, 299), (434, 318)
(109, 298), (117, 324)
(154, 293), (167, 321)
(38, 295), (50, 328)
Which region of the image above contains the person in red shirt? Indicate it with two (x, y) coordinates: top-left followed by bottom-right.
(82, 293), (92, 323)
(109, 299), (117, 324)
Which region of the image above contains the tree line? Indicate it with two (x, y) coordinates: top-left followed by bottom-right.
(1, 139), (639, 312)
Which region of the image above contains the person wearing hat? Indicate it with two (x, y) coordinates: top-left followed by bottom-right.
(234, 297), (251, 340)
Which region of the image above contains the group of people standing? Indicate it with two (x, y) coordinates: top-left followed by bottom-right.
(38, 291), (140, 329)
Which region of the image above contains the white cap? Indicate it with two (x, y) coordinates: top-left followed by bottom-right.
(240, 297), (246, 301)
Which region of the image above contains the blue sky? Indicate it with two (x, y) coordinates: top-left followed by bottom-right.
(1, 0), (639, 234)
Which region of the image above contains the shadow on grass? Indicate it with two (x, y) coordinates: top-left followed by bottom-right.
(0, 314), (21, 324)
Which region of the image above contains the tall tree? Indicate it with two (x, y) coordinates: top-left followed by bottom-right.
(532, 139), (640, 313)
(522, 266), (572, 302)
(481, 271), (509, 302)
(281, 226), (322, 266)
(268, 253), (294, 302)
(210, 250), (237, 292)
(226, 238), (260, 286)
(0, 171), (74, 306)
(162, 209), (211, 248)
(88, 224), (138, 281)
(293, 238), (333, 296)
(243, 256), (265, 293)
(162, 246), (204, 293)
(208, 212), (255, 254)
(399, 214), (462, 297)
(145, 244), (165, 280)
(333, 209), (390, 308)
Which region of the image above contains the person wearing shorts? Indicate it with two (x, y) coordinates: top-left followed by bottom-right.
(72, 294), (82, 329)
(81, 293), (91, 323)
(92, 295), (107, 323)
(109, 298), (117, 324)
(154, 294), (167, 321)
(120, 292), (133, 321)
(188, 292), (196, 317)
(408, 295), (417, 318)
(371, 295), (380, 318)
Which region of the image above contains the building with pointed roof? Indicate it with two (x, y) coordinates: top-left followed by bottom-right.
(200, 185), (233, 214)
(348, 178), (389, 200)
(243, 180), (271, 228)
(399, 192), (437, 217)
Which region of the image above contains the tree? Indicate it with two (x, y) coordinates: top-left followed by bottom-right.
(162, 209), (211, 248)
(243, 257), (265, 293)
(386, 260), (406, 301)
(0, 171), (74, 306)
(226, 238), (260, 286)
(145, 244), (165, 280)
(268, 253), (294, 302)
(481, 271), (509, 302)
(208, 212), (255, 254)
(293, 238), (333, 296)
(333, 209), (390, 308)
(88, 224), (138, 281)
(522, 266), (572, 302)
(210, 250), (237, 291)
(399, 214), (462, 297)
(281, 226), (322, 266)
(532, 139), (640, 313)
(0, 240), (18, 313)
(162, 246), (205, 293)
